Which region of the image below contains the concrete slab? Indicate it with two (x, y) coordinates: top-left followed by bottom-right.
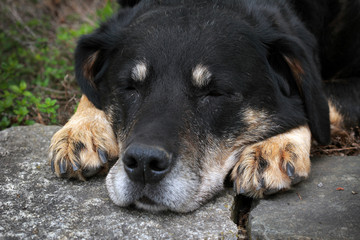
(0, 125), (238, 239)
(249, 156), (360, 240)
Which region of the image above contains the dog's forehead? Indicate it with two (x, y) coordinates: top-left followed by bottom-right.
(124, 8), (257, 55)
(118, 8), (266, 89)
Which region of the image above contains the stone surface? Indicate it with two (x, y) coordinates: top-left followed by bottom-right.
(0, 125), (238, 239)
(249, 156), (360, 240)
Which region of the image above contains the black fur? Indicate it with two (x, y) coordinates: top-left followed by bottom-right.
(75, 0), (360, 148)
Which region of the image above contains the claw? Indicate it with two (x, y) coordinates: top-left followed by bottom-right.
(71, 161), (80, 171)
(286, 162), (295, 178)
(256, 178), (265, 190)
(233, 182), (246, 194)
(59, 160), (67, 174)
(51, 158), (55, 173)
(233, 182), (245, 194)
(98, 149), (108, 164)
(233, 181), (238, 193)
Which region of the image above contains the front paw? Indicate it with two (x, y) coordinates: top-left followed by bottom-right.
(49, 104), (118, 180)
(231, 125), (311, 197)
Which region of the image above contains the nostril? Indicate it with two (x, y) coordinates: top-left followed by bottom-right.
(149, 158), (168, 172)
(123, 156), (138, 169)
(123, 152), (144, 183)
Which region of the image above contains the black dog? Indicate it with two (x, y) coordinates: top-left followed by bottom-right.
(50, 0), (360, 212)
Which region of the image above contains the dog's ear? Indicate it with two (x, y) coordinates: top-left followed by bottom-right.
(266, 34), (330, 145)
(75, 8), (136, 109)
(118, 0), (141, 7)
(75, 33), (112, 109)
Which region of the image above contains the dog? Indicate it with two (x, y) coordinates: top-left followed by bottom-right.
(49, 0), (360, 212)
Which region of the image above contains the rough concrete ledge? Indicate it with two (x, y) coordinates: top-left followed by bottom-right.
(2, 125), (359, 240)
(0, 125), (238, 239)
(249, 156), (360, 240)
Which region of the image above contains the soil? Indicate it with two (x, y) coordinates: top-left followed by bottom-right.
(312, 127), (360, 156)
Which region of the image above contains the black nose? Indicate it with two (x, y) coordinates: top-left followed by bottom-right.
(122, 143), (173, 184)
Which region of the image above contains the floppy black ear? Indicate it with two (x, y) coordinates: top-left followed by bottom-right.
(118, 0), (141, 7)
(75, 8), (136, 109)
(75, 33), (113, 109)
(267, 35), (330, 145)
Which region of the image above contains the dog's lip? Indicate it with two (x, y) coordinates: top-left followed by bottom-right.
(137, 196), (157, 205)
(134, 195), (170, 211)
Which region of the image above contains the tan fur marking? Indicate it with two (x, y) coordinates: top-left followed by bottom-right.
(243, 108), (270, 131)
(131, 61), (148, 82)
(83, 51), (100, 87)
(284, 56), (304, 95)
(234, 108), (274, 147)
(231, 125), (311, 198)
(49, 95), (118, 180)
(328, 100), (345, 135)
(192, 64), (212, 88)
(284, 56), (304, 77)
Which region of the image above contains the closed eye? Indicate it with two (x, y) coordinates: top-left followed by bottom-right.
(199, 90), (242, 105)
(116, 76), (139, 92)
(206, 91), (224, 97)
(125, 85), (137, 91)
(198, 90), (226, 105)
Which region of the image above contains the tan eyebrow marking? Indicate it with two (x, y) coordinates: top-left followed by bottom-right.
(131, 61), (148, 82)
(192, 64), (212, 87)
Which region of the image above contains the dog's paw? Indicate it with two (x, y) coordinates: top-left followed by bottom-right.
(231, 125), (311, 198)
(49, 96), (118, 180)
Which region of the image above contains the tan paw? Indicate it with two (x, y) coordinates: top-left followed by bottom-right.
(231, 125), (311, 198)
(49, 95), (118, 180)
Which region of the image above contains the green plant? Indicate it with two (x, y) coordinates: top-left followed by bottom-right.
(0, 81), (59, 129)
(97, 0), (117, 22)
(0, 1), (119, 130)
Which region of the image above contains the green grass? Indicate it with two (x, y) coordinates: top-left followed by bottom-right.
(0, 0), (118, 130)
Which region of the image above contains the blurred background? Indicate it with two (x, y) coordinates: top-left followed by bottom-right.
(0, 0), (118, 130)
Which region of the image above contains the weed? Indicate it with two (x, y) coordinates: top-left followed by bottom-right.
(0, 0), (118, 130)
(0, 81), (59, 128)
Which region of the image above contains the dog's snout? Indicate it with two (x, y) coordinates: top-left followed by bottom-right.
(123, 144), (173, 184)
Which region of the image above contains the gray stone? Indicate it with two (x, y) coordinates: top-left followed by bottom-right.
(0, 125), (238, 239)
(249, 156), (360, 240)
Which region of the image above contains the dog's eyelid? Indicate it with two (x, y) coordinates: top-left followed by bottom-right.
(196, 89), (229, 100)
(207, 90), (225, 97)
(114, 76), (140, 93)
(125, 86), (138, 92)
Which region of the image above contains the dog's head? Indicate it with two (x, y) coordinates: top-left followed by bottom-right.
(75, 2), (329, 212)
